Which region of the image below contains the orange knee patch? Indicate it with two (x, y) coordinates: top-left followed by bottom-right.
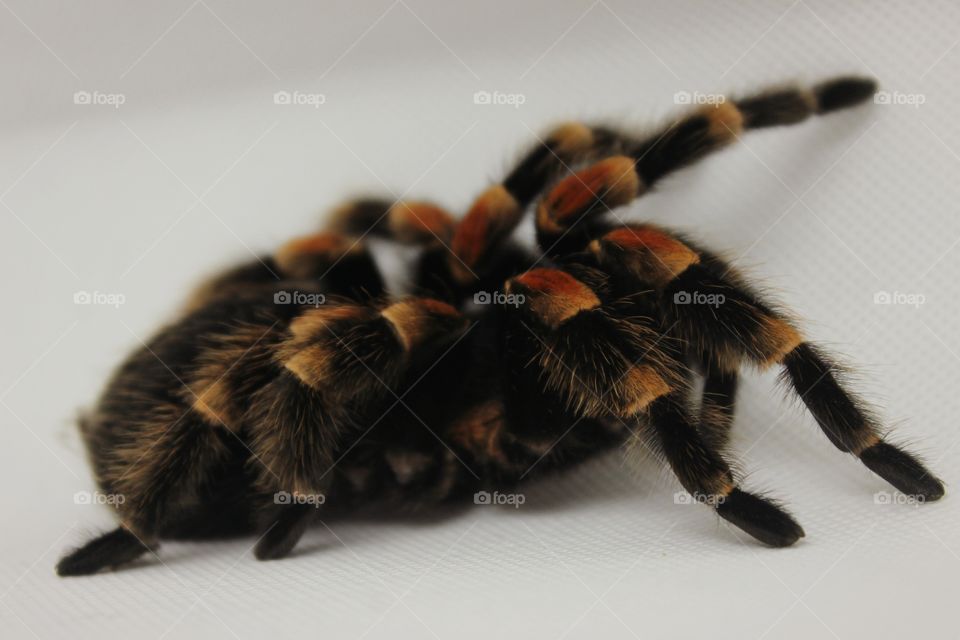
(759, 317), (804, 367)
(507, 268), (600, 328)
(540, 157), (642, 230)
(547, 122), (595, 157)
(280, 306), (378, 387)
(275, 232), (360, 277)
(702, 101), (744, 143)
(380, 298), (464, 352)
(593, 225), (700, 285)
(191, 379), (238, 429)
(621, 365), (672, 415)
(450, 185), (521, 283)
(387, 201), (455, 244)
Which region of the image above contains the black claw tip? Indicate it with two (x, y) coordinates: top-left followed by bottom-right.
(814, 76), (878, 113)
(716, 489), (805, 547)
(860, 441), (945, 502)
(254, 540), (296, 561)
(254, 504), (314, 561)
(55, 528), (152, 577)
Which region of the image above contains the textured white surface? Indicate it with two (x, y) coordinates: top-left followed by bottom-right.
(1, 1), (959, 638)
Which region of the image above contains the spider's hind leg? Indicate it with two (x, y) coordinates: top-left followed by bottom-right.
(781, 342), (945, 500)
(668, 259), (945, 502)
(589, 225), (944, 502)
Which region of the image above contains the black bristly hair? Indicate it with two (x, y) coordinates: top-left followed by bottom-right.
(58, 75), (944, 577)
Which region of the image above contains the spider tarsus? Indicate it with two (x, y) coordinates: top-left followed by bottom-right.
(716, 489), (805, 548)
(254, 504), (316, 561)
(859, 441), (945, 502)
(813, 76), (878, 113)
(56, 527), (153, 577)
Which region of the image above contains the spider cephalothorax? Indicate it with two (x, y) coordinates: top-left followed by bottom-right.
(58, 76), (944, 576)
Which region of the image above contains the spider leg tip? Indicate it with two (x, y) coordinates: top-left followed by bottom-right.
(716, 488), (805, 547)
(860, 441), (945, 502)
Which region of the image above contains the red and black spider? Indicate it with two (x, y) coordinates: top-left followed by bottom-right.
(57, 76), (943, 576)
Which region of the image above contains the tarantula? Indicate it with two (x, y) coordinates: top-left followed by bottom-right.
(57, 76), (944, 576)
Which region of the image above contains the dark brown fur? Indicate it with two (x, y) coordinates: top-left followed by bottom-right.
(59, 75), (944, 577)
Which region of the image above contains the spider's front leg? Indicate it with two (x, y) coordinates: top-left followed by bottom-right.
(589, 225), (945, 502)
(535, 76), (877, 256)
(246, 297), (468, 559)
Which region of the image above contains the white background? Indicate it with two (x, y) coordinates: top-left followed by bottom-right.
(1, 1), (958, 638)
